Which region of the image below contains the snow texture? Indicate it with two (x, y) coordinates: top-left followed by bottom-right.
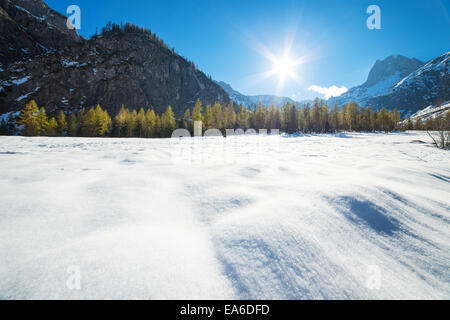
(0, 133), (449, 299)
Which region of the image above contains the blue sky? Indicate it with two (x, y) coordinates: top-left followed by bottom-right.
(46, 0), (450, 101)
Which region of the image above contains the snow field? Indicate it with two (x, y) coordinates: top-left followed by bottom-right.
(0, 132), (449, 299)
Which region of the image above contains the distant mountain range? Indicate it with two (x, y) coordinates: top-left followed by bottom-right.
(329, 53), (450, 114)
(217, 81), (311, 107)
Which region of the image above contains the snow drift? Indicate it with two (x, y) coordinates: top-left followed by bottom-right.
(0, 132), (449, 299)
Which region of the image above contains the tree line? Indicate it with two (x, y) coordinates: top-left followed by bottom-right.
(1, 99), (448, 138)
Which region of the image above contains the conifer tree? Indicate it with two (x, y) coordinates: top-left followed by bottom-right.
(183, 108), (192, 132)
(17, 100), (40, 136)
(135, 108), (146, 137)
(36, 107), (49, 136)
(126, 110), (137, 137)
(113, 106), (128, 137)
(203, 105), (213, 130)
(377, 107), (391, 132)
(94, 105), (112, 137)
(211, 101), (224, 131)
(237, 106), (250, 130)
(224, 102), (236, 130)
(154, 114), (162, 137)
(161, 105), (176, 136)
(192, 99), (203, 122)
(56, 110), (67, 136)
(329, 104), (340, 132)
(81, 108), (97, 137)
(145, 109), (157, 137)
(46, 117), (58, 136)
(68, 113), (79, 136)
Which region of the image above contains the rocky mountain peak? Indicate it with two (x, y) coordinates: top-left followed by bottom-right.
(364, 55), (423, 87)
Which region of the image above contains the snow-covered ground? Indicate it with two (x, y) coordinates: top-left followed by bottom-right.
(0, 132), (449, 300)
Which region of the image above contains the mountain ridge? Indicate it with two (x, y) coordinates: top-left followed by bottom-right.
(217, 81), (311, 107)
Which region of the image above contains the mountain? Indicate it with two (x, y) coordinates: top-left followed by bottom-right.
(0, 0), (81, 68)
(0, 0), (229, 116)
(329, 55), (424, 108)
(329, 53), (450, 114)
(217, 81), (309, 107)
(370, 52), (450, 114)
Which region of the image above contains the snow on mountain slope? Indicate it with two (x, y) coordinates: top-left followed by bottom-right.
(396, 52), (450, 90)
(329, 55), (424, 107)
(0, 133), (449, 299)
(408, 101), (450, 122)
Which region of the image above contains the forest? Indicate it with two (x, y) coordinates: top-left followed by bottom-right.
(1, 99), (448, 138)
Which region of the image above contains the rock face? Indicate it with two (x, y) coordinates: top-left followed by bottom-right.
(0, 0), (81, 67)
(0, 0), (229, 116)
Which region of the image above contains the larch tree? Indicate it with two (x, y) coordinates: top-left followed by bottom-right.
(161, 105), (176, 136)
(36, 107), (49, 136)
(46, 117), (58, 137)
(17, 100), (40, 136)
(56, 110), (67, 136)
(68, 113), (79, 136)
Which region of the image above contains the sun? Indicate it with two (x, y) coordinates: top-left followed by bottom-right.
(273, 56), (296, 80)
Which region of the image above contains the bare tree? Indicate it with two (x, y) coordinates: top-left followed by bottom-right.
(427, 113), (450, 150)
